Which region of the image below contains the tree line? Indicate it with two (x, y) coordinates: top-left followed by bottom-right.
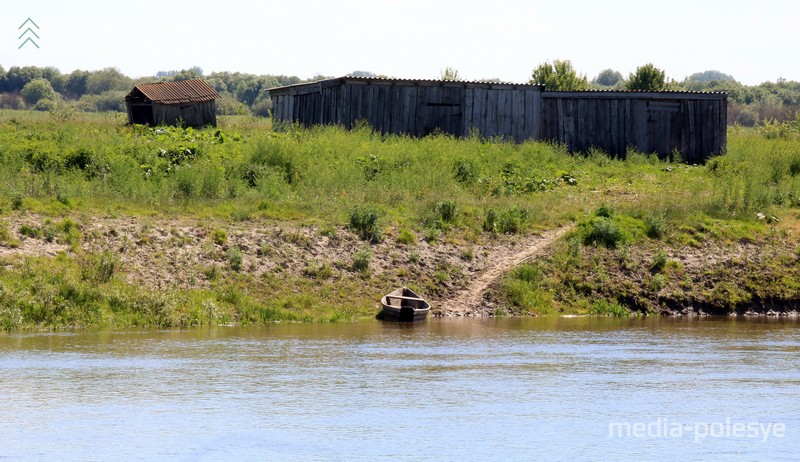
(1, 63), (798, 125)
(0, 65), (321, 116)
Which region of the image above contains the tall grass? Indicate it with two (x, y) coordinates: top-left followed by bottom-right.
(0, 111), (798, 234)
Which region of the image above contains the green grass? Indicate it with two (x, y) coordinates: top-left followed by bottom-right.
(1, 111), (799, 326)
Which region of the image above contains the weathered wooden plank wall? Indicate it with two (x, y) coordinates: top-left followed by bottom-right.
(151, 100), (217, 127)
(270, 78), (543, 142)
(540, 92), (726, 162)
(270, 80), (727, 162)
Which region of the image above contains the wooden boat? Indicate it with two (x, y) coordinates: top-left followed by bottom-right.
(380, 287), (431, 322)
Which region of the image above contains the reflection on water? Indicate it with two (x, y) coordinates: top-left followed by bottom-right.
(1, 318), (798, 461)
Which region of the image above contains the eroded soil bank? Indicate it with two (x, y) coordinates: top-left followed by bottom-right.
(1, 213), (798, 324)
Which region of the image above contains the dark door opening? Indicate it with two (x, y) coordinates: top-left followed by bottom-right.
(130, 104), (154, 125)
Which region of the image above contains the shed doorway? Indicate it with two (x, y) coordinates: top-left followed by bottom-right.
(130, 104), (154, 125)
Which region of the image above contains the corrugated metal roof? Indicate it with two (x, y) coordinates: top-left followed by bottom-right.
(542, 89), (727, 94)
(268, 76), (543, 93)
(127, 79), (220, 104)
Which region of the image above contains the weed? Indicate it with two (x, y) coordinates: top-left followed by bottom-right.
(434, 200), (458, 224)
(80, 251), (118, 283)
(351, 247), (372, 272)
(212, 229), (227, 246)
(19, 224), (42, 239)
(227, 247), (243, 271)
(595, 203), (615, 218)
(582, 218), (625, 248)
(650, 250), (668, 273)
(484, 206), (529, 234)
(589, 299), (629, 317)
(11, 194), (24, 211)
(319, 226), (337, 239)
(645, 212), (666, 239)
(396, 228), (416, 245)
(349, 206), (382, 244)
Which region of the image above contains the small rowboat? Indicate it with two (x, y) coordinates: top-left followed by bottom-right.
(380, 287), (431, 322)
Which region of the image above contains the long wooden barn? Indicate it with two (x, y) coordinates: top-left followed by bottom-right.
(270, 77), (727, 162)
(269, 77), (543, 142)
(125, 79), (221, 128)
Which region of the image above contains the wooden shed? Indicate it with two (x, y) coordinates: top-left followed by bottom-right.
(125, 79), (220, 128)
(269, 77), (727, 162)
(540, 91), (727, 163)
(269, 77), (543, 142)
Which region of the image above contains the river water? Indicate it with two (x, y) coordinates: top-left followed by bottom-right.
(1, 317), (798, 461)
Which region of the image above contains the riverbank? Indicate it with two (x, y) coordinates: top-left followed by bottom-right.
(0, 112), (799, 329)
(0, 211), (797, 330)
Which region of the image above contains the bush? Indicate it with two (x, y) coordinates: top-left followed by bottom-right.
(589, 299), (629, 317)
(650, 250), (668, 273)
(211, 229), (227, 246)
(435, 200), (457, 223)
(582, 218), (625, 248)
(595, 203), (615, 218)
(396, 229), (416, 245)
(349, 206), (382, 243)
(453, 160), (477, 185)
(645, 212), (666, 239)
(484, 206), (530, 234)
(80, 252), (118, 283)
(227, 247), (243, 271)
(351, 247), (372, 272)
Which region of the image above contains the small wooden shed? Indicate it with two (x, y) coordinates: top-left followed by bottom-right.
(269, 77), (543, 142)
(125, 79), (220, 127)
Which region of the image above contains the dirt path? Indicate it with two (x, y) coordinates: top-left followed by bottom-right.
(436, 226), (572, 316)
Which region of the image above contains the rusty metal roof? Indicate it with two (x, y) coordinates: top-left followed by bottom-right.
(268, 76), (543, 94)
(126, 79), (220, 104)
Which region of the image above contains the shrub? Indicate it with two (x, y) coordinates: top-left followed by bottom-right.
(11, 194), (24, 211)
(595, 203), (615, 218)
(645, 212), (666, 239)
(589, 299), (629, 317)
(211, 229), (227, 246)
(582, 218), (625, 248)
(349, 206), (382, 243)
(484, 206), (529, 234)
(396, 229), (416, 245)
(434, 200), (458, 224)
(351, 247), (372, 272)
(227, 247), (243, 271)
(650, 250), (668, 273)
(80, 252), (118, 283)
(453, 160), (477, 185)
(19, 224), (41, 239)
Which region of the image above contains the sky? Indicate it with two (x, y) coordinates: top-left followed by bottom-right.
(1, 0), (799, 85)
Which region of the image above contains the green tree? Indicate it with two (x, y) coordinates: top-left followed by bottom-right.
(529, 60), (589, 90)
(593, 69), (623, 87)
(440, 66), (461, 81)
(21, 78), (57, 106)
(86, 67), (132, 94)
(1, 66), (43, 92)
(64, 70), (91, 99)
(625, 63), (666, 91)
(686, 70), (735, 83)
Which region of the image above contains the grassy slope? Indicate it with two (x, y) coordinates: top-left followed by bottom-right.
(0, 111), (798, 329)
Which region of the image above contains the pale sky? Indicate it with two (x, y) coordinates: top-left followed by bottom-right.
(1, 0), (798, 85)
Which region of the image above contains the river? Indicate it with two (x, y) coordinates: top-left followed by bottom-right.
(1, 317), (798, 461)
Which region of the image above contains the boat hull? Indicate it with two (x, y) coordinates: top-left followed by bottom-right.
(380, 287), (430, 322)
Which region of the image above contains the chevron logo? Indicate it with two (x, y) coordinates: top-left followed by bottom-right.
(18, 17), (40, 49)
